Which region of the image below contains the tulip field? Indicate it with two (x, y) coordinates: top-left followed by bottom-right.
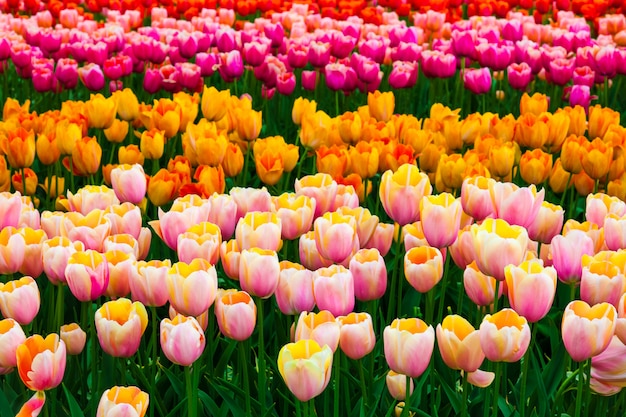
(3, 0), (626, 416)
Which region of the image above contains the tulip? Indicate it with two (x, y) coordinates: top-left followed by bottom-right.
(363, 222), (395, 257)
(380, 163), (432, 226)
(69, 136), (102, 177)
(160, 315), (206, 366)
(214, 290), (256, 341)
(294, 310), (341, 352)
(86, 94), (117, 130)
(0, 276), (40, 326)
(590, 336), (626, 395)
(349, 248), (387, 301)
(66, 185), (120, 216)
(229, 187), (273, 221)
(337, 312), (375, 360)
(96, 386), (149, 417)
(177, 222), (221, 265)
(505, 259), (557, 322)
(36, 132), (60, 166)
(420, 193), (462, 248)
(295, 174), (338, 219)
(313, 265), (355, 317)
(0, 318), (26, 368)
(405, 246), (444, 295)
(470, 218), (528, 281)
(272, 193), (316, 241)
(490, 182), (544, 229)
(235, 211), (282, 252)
(581, 138), (613, 180)
(17, 334), (66, 391)
(275, 262), (315, 315)
(95, 298), (148, 358)
(520, 93), (549, 116)
(130, 260), (171, 307)
(562, 300), (617, 362)
(479, 309), (531, 362)
(1, 126), (36, 169)
(277, 339), (333, 402)
(464, 261), (504, 307)
(61, 210), (112, 252)
(386, 370), (414, 401)
(65, 250), (109, 302)
(464, 68), (492, 95)
(551, 230), (595, 284)
(604, 214), (626, 251)
(527, 202), (565, 244)
(167, 259), (218, 317)
(78, 63), (105, 91)
(436, 315), (485, 372)
(60, 323), (86, 356)
(313, 211), (359, 264)
(18, 227), (47, 278)
(239, 248), (280, 299)
(586, 193), (626, 227)
(580, 253), (626, 307)
(0, 191), (22, 230)
(384, 318), (435, 378)
(201, 86), (230, 121)
(113, 88), (140, 122)
(42, 237), (84, 285)
(460, 176), (496, 221)
(16, 390), (46, 417)
(111, 164), (147, 204)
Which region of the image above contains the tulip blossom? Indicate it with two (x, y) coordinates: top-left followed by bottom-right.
(111, 164), (147, 204)
(404, 246), (444, 293)
(272, 193), (316, 240)
(580, 252), (626, 307)
(96, 386), (149, 417)
(0, 318), (26, 369)
(176, 222), (222, 265)
(160, 315), (206, 366)
(60, 323), (86, 356)
(42, 237), (84, 285)
(215, 290), (257, 341)
(386, 371), (414, 401)
(379, 163), (432, 226)
(239, 248), (280, 299)
(235, 211), (282, 252)
(275, 261), (315, 315)
(95, 298), (148, 358)
(562, 300), (616, 362)
(479, 309), (531, 362)
(130, 260), (171, 307)
(277, 339), (333, 402)
(0, 276), (40, 325)
(436, 315), (485, 372)
(220, 240), (242, 281)
(167, 259), (218, 317)
(295, 174), (338, 219)
(0, 226), (26, 275)
(384, 318), (435, 378)
(420, 193), (462, 248)
(16, 390), (46, 417)
(337, 312), (376, 360)
(551, 230), (595, 284)
(16, 334), (66, 391)
(313, 211), (359, 264)
(65, 250), (109, 302)
(505, 259), (558, 322)
(349, 248), (387, 301)
(313, 265), (355, 317)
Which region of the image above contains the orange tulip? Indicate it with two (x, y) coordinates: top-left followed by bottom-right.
(147, 169), (181, 206)
(69, 136), (102, 176)
(86, 94), (117, 129)
(194, 165), (225, 196)
(581, 138), (614, 180)
(36, 132), (60, 165)
(519, 149), (553, 185)
(368, 91), (395, 122)
(118, 144), (145, 166)
(1, 126), (35, 169)
(520, 92), (548, 116)
(255, 150), (284, 186)
(16, 334), (66, 391)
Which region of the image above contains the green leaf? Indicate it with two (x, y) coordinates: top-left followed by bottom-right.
(63, 383), (85, 417)
(212, 381), (245, 415)
(0, 383), (14, 416)
(198, 390), (220, 416)
(437, 372), (461, 414)
(160, 365), (185, 397)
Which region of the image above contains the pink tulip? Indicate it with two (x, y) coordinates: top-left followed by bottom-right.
(562, 300), (616, 362)
(586, 193), (626, 227)
(0, 276), (40, 326)
(363, 222), (395, 256)
(229, 187), (272, 220)
(313, 211), (359, 264)
(0, 318), (26, 368)
(480, 309), (531, 362)
(215, 289), (257, 341)
(550, 230), (595, 284)
(0, 227), (25, 275)
(505, 259), (557, 322)
(590, 336), (626, 395)
(507, 62), (532, 90)
(129, 260), (171, 307)
(463, 67), (492, 95)
(235, 211), (282, 252)
(313, 265), (355, 317)
(65, 250), (109, 302)
(60, 323), (86, 356)
(295, 310), (341, 352)
(111, 164), (147, 204)
(78, 63), (105, 91)
(207, 193), (238, 240)
(464, 261), (503, 307)
(275, 261), (315, 315)
(337, 312), (376, 360)
(95, 298), (148, 358)
(61, 210), (112, 252)
(161, 315), (206, 366)
(239, 248), (280, 299)
(42, 237), (84, 285)
(527, 202), (565, 244)
(490, 182), (544, 229)
(384, 318), (435, 378)
(349, 248), (387, 301)
(167, 259), (218, 317)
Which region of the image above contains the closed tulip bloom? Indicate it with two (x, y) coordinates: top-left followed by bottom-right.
(581, 138), (613, 180)
(86, 94), (117, 129)
(60, 323), (86, 356)
(367, 91), (395, 122)
(272, 193), (316, 240)
(294, 310), (340, 352)
(436, 315), (485, 372)
(479, 309), (531, 362)
(129, 260), (171, 307)
(313, 211), (359, 264)
(69, 136), (102, 176)
(349, 248), (387, 301)
(337, 312), (376, 360)
(520, 92), (548, 116)
(167, 259), (218, 317)
(505, 259), (557, 322)
(386, 370), (414, 401)
(201, 86), (230, 121)
(104, 235), (139, 260)
(380, 163), (432, 226)
(177, 222), (222, 265)
(276, 261), (315, 315)
(160, 315), (205, 366)
(0, 276), (40, 326)
(562, 300), (617, 362)
(149, 204), (206, 251)
(460, 176), (496, 221)
(420, 193), (462, 248)
(61, 209), (112, 252)
(111, 164), (147, 205)
(464, 261), (504, 307)
(239, 248), (280, 299)
(96, 386), (149, 417)
(95, 298), (148, 358)
(470, 218), (528, 281)
(528, 202), (565, 244)
(0, 226), (25, 275)
(278, 339), (333, 402)
(299, 231), (333, 271)
(589, 336), (626, 395)
(1, 127), (35, 169)
(604, 214), (626, 251)
(490, 182), (544, 229)
(313, 265), (355, 317)
(18, 227), (47, 278)
(384, 318), (435, 378)
(580, 253), (626, 307)
(551, 230), (595, 284)
(214, 290), (256, 341)
(66, 185), (120, 215)
(404, 246), (444, 293)
(42, 237), (83, 285)
(0, 318), (26, 368)
(295, 174), (338, 219)
(586, 193), (626, 227)
(16, 333), (66, 391)
(229, 187), (273, 221)
(562, 219), (605, 254)
(235, 211), (282, 252)
(220, 239), (241, 281)
(65, 250), (109, 302)
(520, 149), (553, 185)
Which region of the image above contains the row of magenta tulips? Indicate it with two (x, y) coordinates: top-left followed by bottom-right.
(2, 6), (626, 116)
(0, 81), (626, 417)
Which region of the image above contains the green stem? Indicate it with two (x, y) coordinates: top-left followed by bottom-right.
(461, 371), (469, 417)
(520, 324), (537, 417)
(559, 172), (573, 208)
(334, 351), (341, 417)
(90, 302), (98, 408)
(358, 359), (368, 409)
(239, 342), (252, 417)
(386, 231), (404, 321)
(185, 366), (197, 417)
(296, 398), (302, 417)
(436, 253), (452, 324)
(493, 280), (501, 313)
(492, 362), (502, 417)
(257, 297), (266, 417)
(55, 285), (64, 331)
(119, 358), (127, 385)
(21, 167), (27, 197)
(584, 358), (592, 415)
(426, 290), (435, 325)
(574, 360), (585, 417)
(149, 307), (158, 417)
(402, 375), (412, 417)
